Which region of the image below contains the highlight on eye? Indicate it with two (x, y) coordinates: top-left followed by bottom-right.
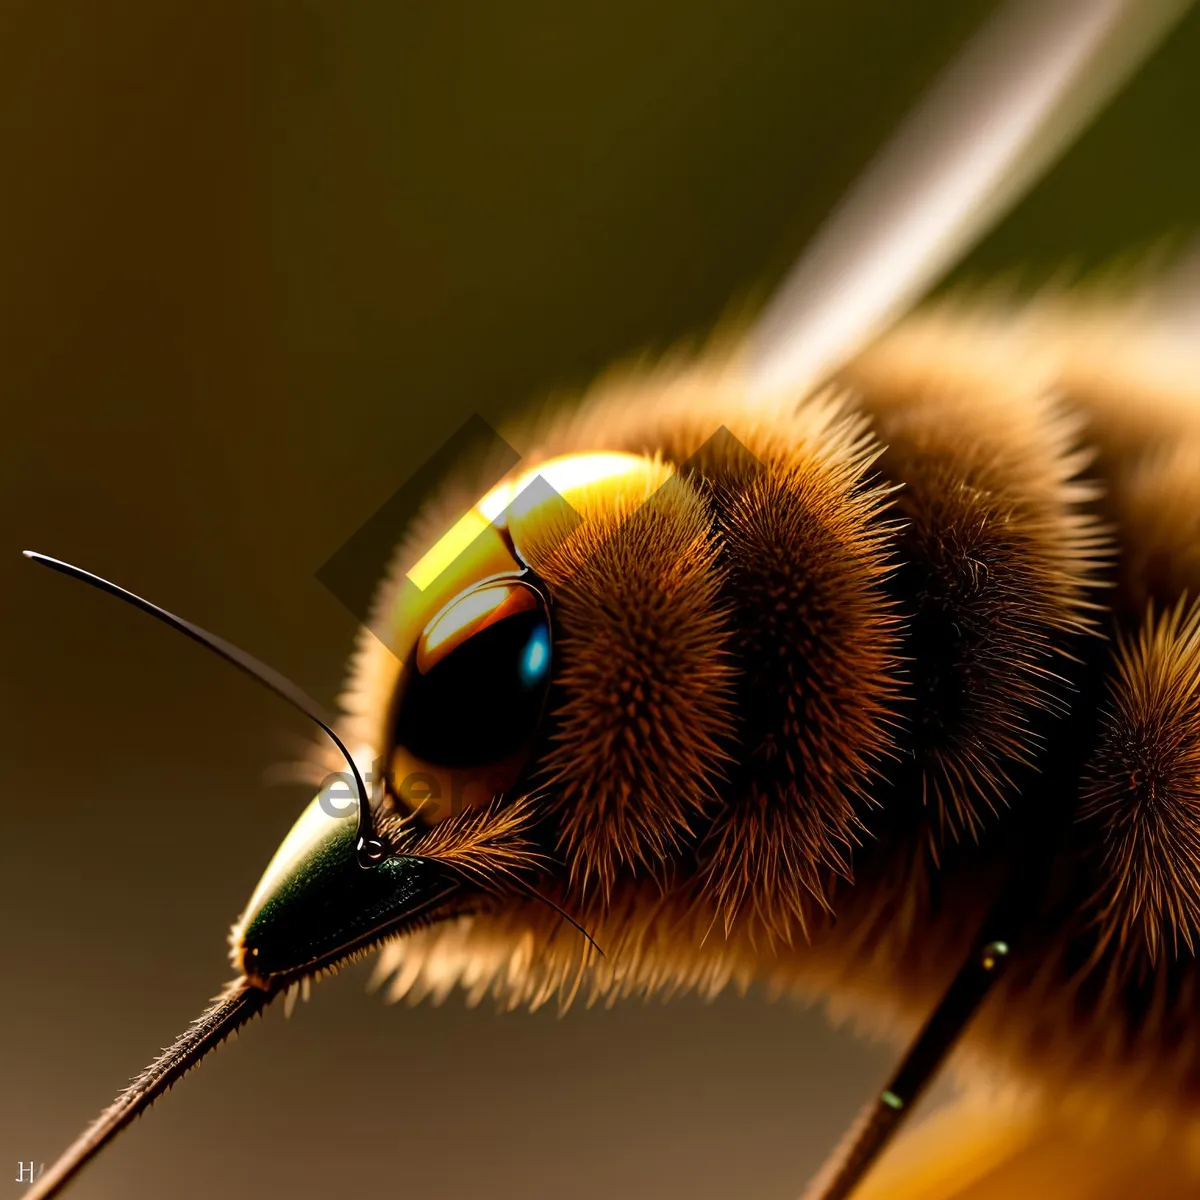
(388, 574), (554, 816)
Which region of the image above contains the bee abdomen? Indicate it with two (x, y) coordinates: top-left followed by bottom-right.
(838, 322), (1106, 843)
(833, 310), (1200, 1130)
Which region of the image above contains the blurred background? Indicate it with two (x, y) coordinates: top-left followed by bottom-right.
(2, 1), (1198, 1197)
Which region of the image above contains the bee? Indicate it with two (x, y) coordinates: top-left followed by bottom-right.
(22, 0), (1200, 1196)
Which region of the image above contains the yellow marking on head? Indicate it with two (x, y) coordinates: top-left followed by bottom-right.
(405, 450), (654, 590)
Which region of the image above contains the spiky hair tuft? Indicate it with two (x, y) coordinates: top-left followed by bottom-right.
(1080, 598), (1200, 966)
(518, 466), (737, 897)
(694, 431), (903, 943)
(838, 311), (1107, 841)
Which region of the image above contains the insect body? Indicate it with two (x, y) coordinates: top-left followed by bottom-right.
(23, 1), (1200, 1196)
(344, 303), (1200, 1195)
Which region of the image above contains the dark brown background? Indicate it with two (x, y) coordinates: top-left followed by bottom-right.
(3, 2), (1199, 1197)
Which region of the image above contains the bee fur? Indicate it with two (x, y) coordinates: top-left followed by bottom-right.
(341, 299), (1200, 1182)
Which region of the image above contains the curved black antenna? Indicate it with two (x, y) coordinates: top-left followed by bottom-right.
(23, 551), (387, 868)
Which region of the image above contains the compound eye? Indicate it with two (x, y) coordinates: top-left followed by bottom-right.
(386, 577), (552, 818)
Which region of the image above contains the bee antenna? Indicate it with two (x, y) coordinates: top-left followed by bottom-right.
(22, 551), (383, 864)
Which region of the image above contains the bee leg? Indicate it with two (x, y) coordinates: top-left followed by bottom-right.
(798, 927), (1018, 1200)
(801, 796), (1071, 1200)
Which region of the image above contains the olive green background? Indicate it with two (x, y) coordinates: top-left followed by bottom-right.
(2, 2), (1198, 1197)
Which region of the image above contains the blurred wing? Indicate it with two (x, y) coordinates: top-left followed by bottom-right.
(852, 1092), (1200, 1200)
(746, 0), (1194, 397)
(1152, 238), (1200, 346)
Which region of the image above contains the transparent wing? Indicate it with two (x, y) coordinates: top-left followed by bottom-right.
(745, 0), (1194, 397)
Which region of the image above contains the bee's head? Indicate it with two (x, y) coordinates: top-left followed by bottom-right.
(232, 365), (901, 995)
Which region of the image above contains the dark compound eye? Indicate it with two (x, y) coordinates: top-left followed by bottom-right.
(386, 576), (552, 817)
